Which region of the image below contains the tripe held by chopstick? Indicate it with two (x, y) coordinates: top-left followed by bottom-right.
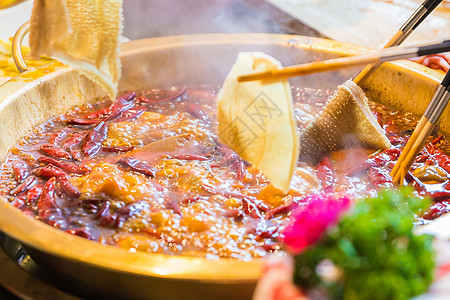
(237, 40), (450, 82)
(392, 71), (450, 184)
(29, 0), (123, 100)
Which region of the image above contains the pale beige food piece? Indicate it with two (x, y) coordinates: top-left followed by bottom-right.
(29, 0), (123, 100)
(217, 52), (299, 193)
(299, 80), (391, 162)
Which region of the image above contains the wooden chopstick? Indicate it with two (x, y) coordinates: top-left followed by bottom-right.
(237, 40), (450, 82)
(390, 84), (447, 179)
(354, 0), (442, 85)
(391, 71), (450, 184)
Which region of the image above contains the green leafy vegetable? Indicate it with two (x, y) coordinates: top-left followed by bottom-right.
(292, 189), (435, 300)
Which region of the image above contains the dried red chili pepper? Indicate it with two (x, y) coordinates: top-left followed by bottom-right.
(179, 196), (202, 205)
(82, 121), (108, 157)
(384, 120), (400, 135)
(61, 132), (85, 150)
(255, 200), (270, 212)
(425, 143), (450, 173)
(11, 194), (26, 208)
(368, 168), (393, 189)
(316, 156), (335, 192)
(222, 208), (243, 219)
(389, 136), (406, 146)
(69, 149), (83, 162)
(115, 91), (137, 104)
(94, 201), (110, 220)
(261, 242), (281, 253)
(256, 225), (279, 240)
(40, 144), (72, 160)
(114, 106), (146, 122)
(201, 183), (243, 198)
(431, 134), (444, 145)
(236, 161), (247, 180)
(242, 198), (263, 219)
(433, 155), (450, 173)
(265, 196), (298, 220)
(102, 145), (135, 153)
(415, 54), (450, 72)
(104, 102), (135, 122)
(117, 157), (157, 177)
(49, 129), (69, 145)
(84, 107), (110, 119)
(373, 111), (383, 127)
(372, 148), (401, 163)
(67, 117), (102, 125)
(101, 92), (137, 122)
(41, 209), (66, 228)
(9, 175), (37, 196)
(58, 179), (81, 198)
(171, 154), (208, 161)
(66, 198), (107, 209)
(211, 144), (239, 167)
(141, 229), (183, 246)
(415, 154), (428, 163)
(422, 201), (450, 220)
(12, 160), (29, 183)
(27, 184), (43, 203)
(66, 228), (92, 239)
(185, 103), (210, 123)
(165, 199), (182, 215)
(428, 191), (450, 202)
(38, 177), (57, 215)
(34, 166), (69, 181)
(424, 143), (441, 156)
(104, 205), (131, 227)
(38, 156), (91, 174)
(404, 171), (426, 193)
(82, 92), (137, 122)
(98, 214), (120, 228)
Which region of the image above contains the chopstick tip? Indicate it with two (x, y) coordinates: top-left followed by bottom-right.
(236, 76), (248, 83)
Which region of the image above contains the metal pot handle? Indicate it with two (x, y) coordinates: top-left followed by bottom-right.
(12, 21), (30, 73)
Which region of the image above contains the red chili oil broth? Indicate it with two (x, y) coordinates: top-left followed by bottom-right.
(0, 85), (449, 261)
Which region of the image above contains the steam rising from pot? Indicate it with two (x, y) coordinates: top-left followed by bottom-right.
(123, 0), (290, 40)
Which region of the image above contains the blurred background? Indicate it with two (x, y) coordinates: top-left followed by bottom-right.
(0, 0), (449, 47)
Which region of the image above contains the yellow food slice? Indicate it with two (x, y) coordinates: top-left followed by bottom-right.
(217, 52), (299, 193)
(29, 0), (123, 100)
(299, 80), (391, 162)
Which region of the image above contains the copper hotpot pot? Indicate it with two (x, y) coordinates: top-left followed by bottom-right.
(0, 33), (445, 299)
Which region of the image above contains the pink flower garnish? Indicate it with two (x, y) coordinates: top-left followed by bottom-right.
(282, 193), (351, 254)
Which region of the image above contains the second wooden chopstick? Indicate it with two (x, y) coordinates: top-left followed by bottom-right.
(237, 40), (450, 82)
(391, 70), (450, 184)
